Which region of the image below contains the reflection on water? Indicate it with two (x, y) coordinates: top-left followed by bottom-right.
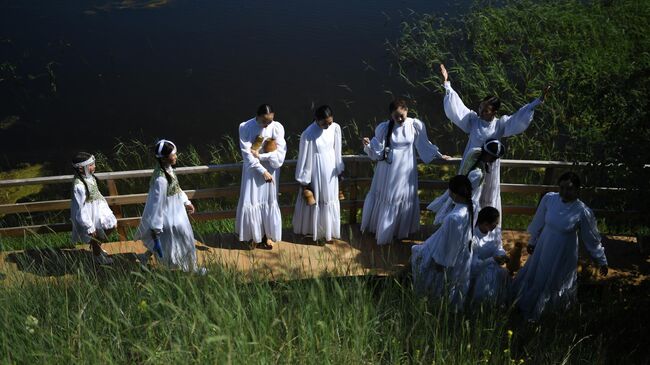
(86, 0), (172, 14)
(0, 0), (468, 172)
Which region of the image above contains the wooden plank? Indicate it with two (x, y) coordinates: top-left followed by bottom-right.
(2, 156), (620, 188)
(0, 202), (637, 237)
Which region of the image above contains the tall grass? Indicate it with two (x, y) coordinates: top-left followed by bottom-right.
(392, 0), (650, 219)
(4, 257), (642, 364)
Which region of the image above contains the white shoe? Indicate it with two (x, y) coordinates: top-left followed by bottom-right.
(94, 251), (114, 265)
(194, 267), (208, 276)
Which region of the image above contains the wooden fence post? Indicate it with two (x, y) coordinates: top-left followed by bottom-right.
(348, 161), (359, 225)
(106, 179), (127, 241)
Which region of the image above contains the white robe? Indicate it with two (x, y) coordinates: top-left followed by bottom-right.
(427, 149), (485, 225)
(235, 118), (287, 243)
(511, 192), (608, 320)
(469, 226), (510, 305)
(70, 176), (117, 244)
(137, 167), (198, 272)
(411, 203), (473, 310)
(361, 118), (443, 245)
(443, 81), (541, 215)
(293, 122), (345, 241)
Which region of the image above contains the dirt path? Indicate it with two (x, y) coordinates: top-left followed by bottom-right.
(1, 225), (647, 286)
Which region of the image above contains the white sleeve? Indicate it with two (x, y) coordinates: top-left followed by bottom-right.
(72, 184), (95, 234)
(258, 123), (287, 169)
(294, 131), (313, 186)
(239, 122), (267, 176)
(180, 190), (191, 206)
(431, 213), (468, 267)
(493, 227), (507, 257)
(413, 119), (442, 163)
(364, 122), (388, 161)
(502, 98), (542, 137)
(580, 206), (608, 266)
(146, 177), (167, 234)
(443, 81), (474, 134)
(334, 124), (345, 175)
(527, 193), (550, 246)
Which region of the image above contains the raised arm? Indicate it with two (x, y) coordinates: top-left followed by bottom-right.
(413, 119), (443, 163)
(501, 98), (542, 137)
(441, 65), (474, 133)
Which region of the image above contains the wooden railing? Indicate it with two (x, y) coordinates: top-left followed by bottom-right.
(0, 156), (632, 238)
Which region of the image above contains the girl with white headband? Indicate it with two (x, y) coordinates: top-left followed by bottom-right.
(137, 139), (205, 273)
(428, 139), (506, 225)
(70, 152), (117, 265)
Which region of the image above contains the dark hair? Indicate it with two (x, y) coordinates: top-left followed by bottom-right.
(154, 140), (176, 184)
(314, 105), (333, 121)
(558, 171), (581, 189)
(449, 175), (474, 249)
(477, 206), (500, 225)
(256, 103), (274, 116)
(388, 98), (408, 113)
(481, 95), (501, 112)
(72, 152), (98, 200)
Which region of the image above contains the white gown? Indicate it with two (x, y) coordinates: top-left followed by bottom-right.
(511, 192), (608, 320)
(70, 176), (117, 244)
(443, 81), (541, 215)
(235, 118), (287, 243)
(469, 226), (510, 305)
(411, 203), (473, 310)
(427, 149), (485, 225)
(362, 118), (443, 245)
(293, 122), (345, 241)
(137, 166), (198, 272)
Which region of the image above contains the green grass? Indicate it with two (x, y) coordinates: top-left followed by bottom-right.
(0, 164), (46, 206)
(2, 258), (646, 364)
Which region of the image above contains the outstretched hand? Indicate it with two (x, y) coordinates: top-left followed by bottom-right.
(440, 64), (449, 83)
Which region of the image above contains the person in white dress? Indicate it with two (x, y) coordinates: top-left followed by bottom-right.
(428, 139), (506, 225)
(361, 98), (450, 245)
(137, 140), (204, 273)
(439, 64), (550, 216)
(235, 104), (287, 249)
(293, 105), (345, 243)
(511, 172), (608, 321)
(411, 175), (474, 311)
(469, 207), (510, 306)
(70, 152), (118, 265)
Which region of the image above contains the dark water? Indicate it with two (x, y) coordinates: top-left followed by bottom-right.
(1, 0), (469, 172)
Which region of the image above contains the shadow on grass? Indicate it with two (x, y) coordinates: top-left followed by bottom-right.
(5, 248), (142, 277)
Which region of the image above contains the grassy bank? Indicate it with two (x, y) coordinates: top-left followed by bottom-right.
(2, 260), (647, 364)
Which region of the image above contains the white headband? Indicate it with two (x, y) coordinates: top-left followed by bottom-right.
(155, 139), (177, 158)
(72, 155), (95, 176)
(483, 140), (505, 158)
(72, 155), (95, 168)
